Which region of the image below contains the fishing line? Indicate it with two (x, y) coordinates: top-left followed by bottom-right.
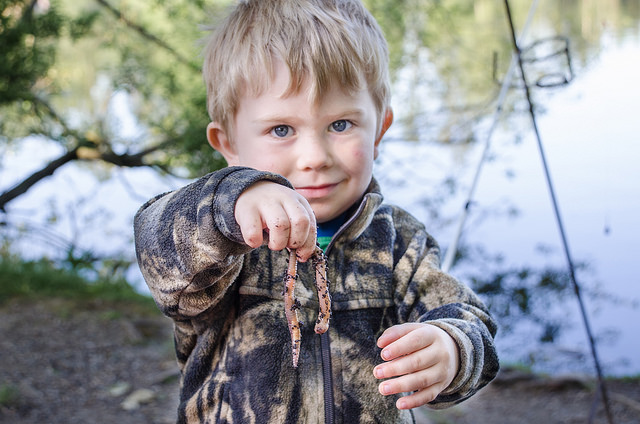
(442, 0), (540, 272)
(502, 1), (614, 422)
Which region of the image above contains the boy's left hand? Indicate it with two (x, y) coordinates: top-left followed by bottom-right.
(373, 323), (459, 410)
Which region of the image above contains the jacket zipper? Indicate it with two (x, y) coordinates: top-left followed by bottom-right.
(320, 331), (334, 424)
(321, 199), (368, 424)
(321, 240), (336, 424)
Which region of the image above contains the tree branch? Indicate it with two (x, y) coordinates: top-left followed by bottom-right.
(0, 147), (79, 212)
(31, 95), (76, 138)
(94, 0), (200, 72)
(0, 3), (199, 212)
(0, 136), (179, 212)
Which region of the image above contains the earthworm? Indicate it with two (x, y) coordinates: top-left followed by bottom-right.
(311, 247), (331, 334)
(284, 249), (302, 368)
(284, 246), (331, 368)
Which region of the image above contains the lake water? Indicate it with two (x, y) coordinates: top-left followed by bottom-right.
(2, 8), (639, 377)
(376, 31), (640, 376)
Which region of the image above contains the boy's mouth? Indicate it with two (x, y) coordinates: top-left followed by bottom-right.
(295, 183), (338, 199)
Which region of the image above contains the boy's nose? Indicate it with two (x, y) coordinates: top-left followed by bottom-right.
(296, 133), (333, 170)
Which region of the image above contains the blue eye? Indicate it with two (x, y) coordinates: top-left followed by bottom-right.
(331, 120), (351, 132)
(271, 125), (291, 138)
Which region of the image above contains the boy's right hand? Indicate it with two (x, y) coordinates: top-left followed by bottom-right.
(235, 181), (317, 261)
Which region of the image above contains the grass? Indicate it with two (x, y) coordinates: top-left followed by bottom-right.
(0, 383), (19, 408)
(615, 374), (640, 383)
(0, 255), (158, 314)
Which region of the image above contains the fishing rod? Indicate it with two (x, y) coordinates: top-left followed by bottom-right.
(502, 1), (614, 422)
(441, 0), (540, 273)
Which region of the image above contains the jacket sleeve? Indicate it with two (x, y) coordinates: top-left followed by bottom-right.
(133, 166), (292, 319)
(393, 226), (499, 408)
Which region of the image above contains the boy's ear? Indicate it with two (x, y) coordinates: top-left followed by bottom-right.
(374, 108), (393, 159)
(207, 122), (239, 165)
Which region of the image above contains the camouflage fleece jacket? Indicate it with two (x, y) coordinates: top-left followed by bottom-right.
(134, 166), (499, 424)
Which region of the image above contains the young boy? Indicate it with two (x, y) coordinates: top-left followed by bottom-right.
(134, 1), (499, 423)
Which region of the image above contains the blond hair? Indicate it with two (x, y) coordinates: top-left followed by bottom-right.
(202, 0), (390, 136)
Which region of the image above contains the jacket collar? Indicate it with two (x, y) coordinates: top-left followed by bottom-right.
(333, 177), (384, 245)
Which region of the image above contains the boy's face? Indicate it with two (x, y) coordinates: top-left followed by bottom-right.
(208, 61), (392, 223)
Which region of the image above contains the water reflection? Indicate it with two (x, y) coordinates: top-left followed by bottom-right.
(369, 0), (640, 145)
(373, 1), (640, 375)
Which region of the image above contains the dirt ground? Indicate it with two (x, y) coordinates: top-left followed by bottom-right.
(416, 370), (640, 424)
(1, 298), (638, 424)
